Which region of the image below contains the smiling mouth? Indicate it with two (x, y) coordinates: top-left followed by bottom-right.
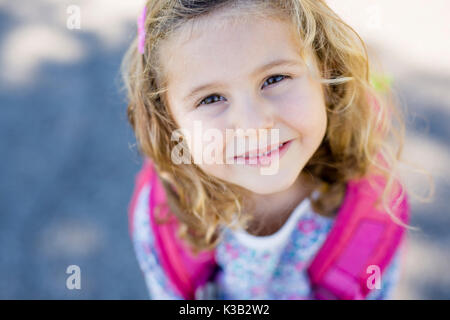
(233, 139), (294, 166)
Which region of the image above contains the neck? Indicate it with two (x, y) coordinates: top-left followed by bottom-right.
(243, 172), (318, 237)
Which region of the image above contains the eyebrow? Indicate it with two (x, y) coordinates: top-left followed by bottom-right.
(182, 59), (303, 103)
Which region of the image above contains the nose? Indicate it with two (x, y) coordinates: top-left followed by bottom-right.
(225, 95), (279, 158)
(229, 94), (275, 132)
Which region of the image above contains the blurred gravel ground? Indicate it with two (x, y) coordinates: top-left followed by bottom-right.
(0, 0), (148, 299)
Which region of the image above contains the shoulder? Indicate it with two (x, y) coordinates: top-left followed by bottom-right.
(130, 182), (184, 300)
(345, 173), (410, 221)
(128, 160), (156, 236)
(131, 182), (152, 243)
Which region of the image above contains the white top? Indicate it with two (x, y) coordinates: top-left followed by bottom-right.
(231, 198), (312, 251)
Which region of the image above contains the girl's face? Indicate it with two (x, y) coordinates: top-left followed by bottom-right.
(161, 9), (327, 195)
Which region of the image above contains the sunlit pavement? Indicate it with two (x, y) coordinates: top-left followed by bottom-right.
(0, 0), (448, 299)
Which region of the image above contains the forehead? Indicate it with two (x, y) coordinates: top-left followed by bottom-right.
(159, 8), (304, 94)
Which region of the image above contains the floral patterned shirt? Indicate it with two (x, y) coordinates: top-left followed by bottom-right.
(131, 184), (402, 300)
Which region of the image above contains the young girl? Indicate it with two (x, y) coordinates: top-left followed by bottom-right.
(122, 0), (411, 300)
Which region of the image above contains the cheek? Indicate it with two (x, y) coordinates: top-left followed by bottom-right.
(277, 80), (327, 141)
(177, 117), (228, 166)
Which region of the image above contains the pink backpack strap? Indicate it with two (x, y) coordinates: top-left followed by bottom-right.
(307, 174), (410, 299)
(141, 160), (217, 299)
(128, 160), (154, 237)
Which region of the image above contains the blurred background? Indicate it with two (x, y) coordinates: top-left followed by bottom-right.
(0, 0), (448, 299)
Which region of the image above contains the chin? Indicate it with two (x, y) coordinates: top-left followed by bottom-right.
(236, 165), (302, 195)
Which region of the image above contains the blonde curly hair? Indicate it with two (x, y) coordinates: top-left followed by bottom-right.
(121, 0), (426, 254)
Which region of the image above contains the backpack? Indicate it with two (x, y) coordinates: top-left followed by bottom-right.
(128, 159), (409, 300)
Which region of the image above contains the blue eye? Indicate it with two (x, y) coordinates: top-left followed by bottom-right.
(196, 74), (290, 107)
(262, 74), (290, 89)
(198, 94), (226, 107)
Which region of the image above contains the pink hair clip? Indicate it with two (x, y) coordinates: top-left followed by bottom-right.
(137, 5), (147, 54)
